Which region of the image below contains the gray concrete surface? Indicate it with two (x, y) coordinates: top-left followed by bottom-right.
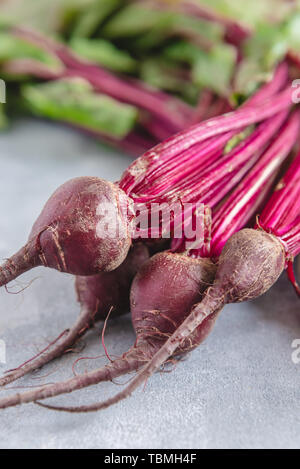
(0, 119), (299, 449)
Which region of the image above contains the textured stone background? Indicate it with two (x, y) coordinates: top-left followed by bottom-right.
(0, 119), (299, 449)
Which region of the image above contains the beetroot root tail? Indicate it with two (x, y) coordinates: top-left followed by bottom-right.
(32, 291), (223, 413)
(0, 242), (40, 288)
(0, 343), (150, 410)
(0, 308), (94, 387)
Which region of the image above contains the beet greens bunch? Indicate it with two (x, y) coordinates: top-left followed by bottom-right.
(1, 0), (300, 154)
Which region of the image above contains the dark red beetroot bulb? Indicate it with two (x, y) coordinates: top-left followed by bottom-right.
(130, 251), (219, 355)
(0, 177), (134, 287)
(212, 228), (286, 304)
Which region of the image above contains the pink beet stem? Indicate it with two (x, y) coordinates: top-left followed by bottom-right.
(132, 133), (234, 201)
(134, 62), (288, 190)
(245, 62), (288, 105)
(128, 65), (290, 203)
(126, 67), (292, 245)
(255, 146), (300, 297)
(282, 223), (300, 257)
(169, 118), (289, 253)
(209, 111), (300, 256)
(260, 149), (300, 231)
(178, 111), (289, 203)
(120, 85), (292, 195)
(200, 152), (260, 208)
(132, 133), (229, 195)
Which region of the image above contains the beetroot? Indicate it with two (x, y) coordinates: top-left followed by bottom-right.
(0, 75), (289, 288)
(63, 131), (300, 415)
(0, 68), (296, 411)
(130, 252), (218, 354)
(0, 228), (283, 412)
(0, 177), (133, 287)
(59, 142), (300, 414)
(0, 63), (291, 288)
(22, 109), (299, 413)
(35, 228), (284, 414)
(0, 243), (149, 387)
(94, 228), (285, 413)
(0, 252), (217, 409)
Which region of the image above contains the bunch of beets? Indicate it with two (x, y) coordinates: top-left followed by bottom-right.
(0, 58), (300, 412)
